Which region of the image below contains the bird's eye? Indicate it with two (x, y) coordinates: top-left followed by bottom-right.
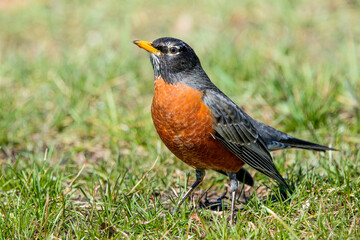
(168, 46), (179, 54)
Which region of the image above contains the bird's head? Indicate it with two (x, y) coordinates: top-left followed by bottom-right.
(133, 37), (203, 84)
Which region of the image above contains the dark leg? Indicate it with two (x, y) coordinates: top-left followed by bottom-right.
(176, 169), (205, 209)
(214, 168), (254, 187)
(228, 171), (238, 224)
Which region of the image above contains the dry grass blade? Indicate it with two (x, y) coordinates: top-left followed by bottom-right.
(262, 206), (300, 240)
(64, 165), (86, 195)
(127, 156), (159, 195)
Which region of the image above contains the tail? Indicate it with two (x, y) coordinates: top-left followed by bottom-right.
(278, 137), (337, 152)
(215, 168), (254, 187)
(248, 118), (337, 152)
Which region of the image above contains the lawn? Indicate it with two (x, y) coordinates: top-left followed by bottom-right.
(0, 0), (359, 239)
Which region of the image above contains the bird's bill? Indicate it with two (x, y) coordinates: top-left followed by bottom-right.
(133, 40), (162, 55)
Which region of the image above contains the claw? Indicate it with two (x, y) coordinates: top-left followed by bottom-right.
(199, 188), (229, 211)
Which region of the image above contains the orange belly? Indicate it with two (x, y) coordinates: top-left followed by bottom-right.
(151, 78), (244, 172)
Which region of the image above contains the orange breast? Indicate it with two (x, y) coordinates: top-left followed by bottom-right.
(151, 78), (244, 172)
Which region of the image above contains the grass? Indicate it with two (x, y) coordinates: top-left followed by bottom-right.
(0, 0), (359, 238)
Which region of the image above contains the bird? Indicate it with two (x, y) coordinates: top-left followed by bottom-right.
(133, 37), (335, 223)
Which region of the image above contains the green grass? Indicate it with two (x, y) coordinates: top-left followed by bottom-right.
(0, 0), (359, 238)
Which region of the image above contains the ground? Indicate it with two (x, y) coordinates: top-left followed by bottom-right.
(0, 0), (359, 239)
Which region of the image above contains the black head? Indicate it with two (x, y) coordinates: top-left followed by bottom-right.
(133, 37), (204, 84)
(151, 37), (200, 74)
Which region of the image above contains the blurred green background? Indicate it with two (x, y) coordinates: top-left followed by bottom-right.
(0, 0), (359, 238)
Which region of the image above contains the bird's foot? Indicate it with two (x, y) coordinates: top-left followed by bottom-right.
(199, 188), (228, 211)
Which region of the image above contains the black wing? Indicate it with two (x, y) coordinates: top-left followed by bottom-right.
(203, 90), (288, 188)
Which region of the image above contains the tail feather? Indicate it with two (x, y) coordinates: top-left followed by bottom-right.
(279, 137), (337, 152)
(248, 118), (337, 152)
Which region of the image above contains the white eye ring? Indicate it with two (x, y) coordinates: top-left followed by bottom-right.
(168, 46), (179, 54)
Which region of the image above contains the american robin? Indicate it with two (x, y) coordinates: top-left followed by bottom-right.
(133, 37), (335, 222)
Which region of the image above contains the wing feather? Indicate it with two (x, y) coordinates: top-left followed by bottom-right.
(203, 90), (288, 188)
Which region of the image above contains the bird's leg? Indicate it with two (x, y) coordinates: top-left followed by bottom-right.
(228, 171), (238, 224)
(175, 169), (205, 212)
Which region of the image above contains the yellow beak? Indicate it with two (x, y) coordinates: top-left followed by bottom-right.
(133, 40), (162, 56)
